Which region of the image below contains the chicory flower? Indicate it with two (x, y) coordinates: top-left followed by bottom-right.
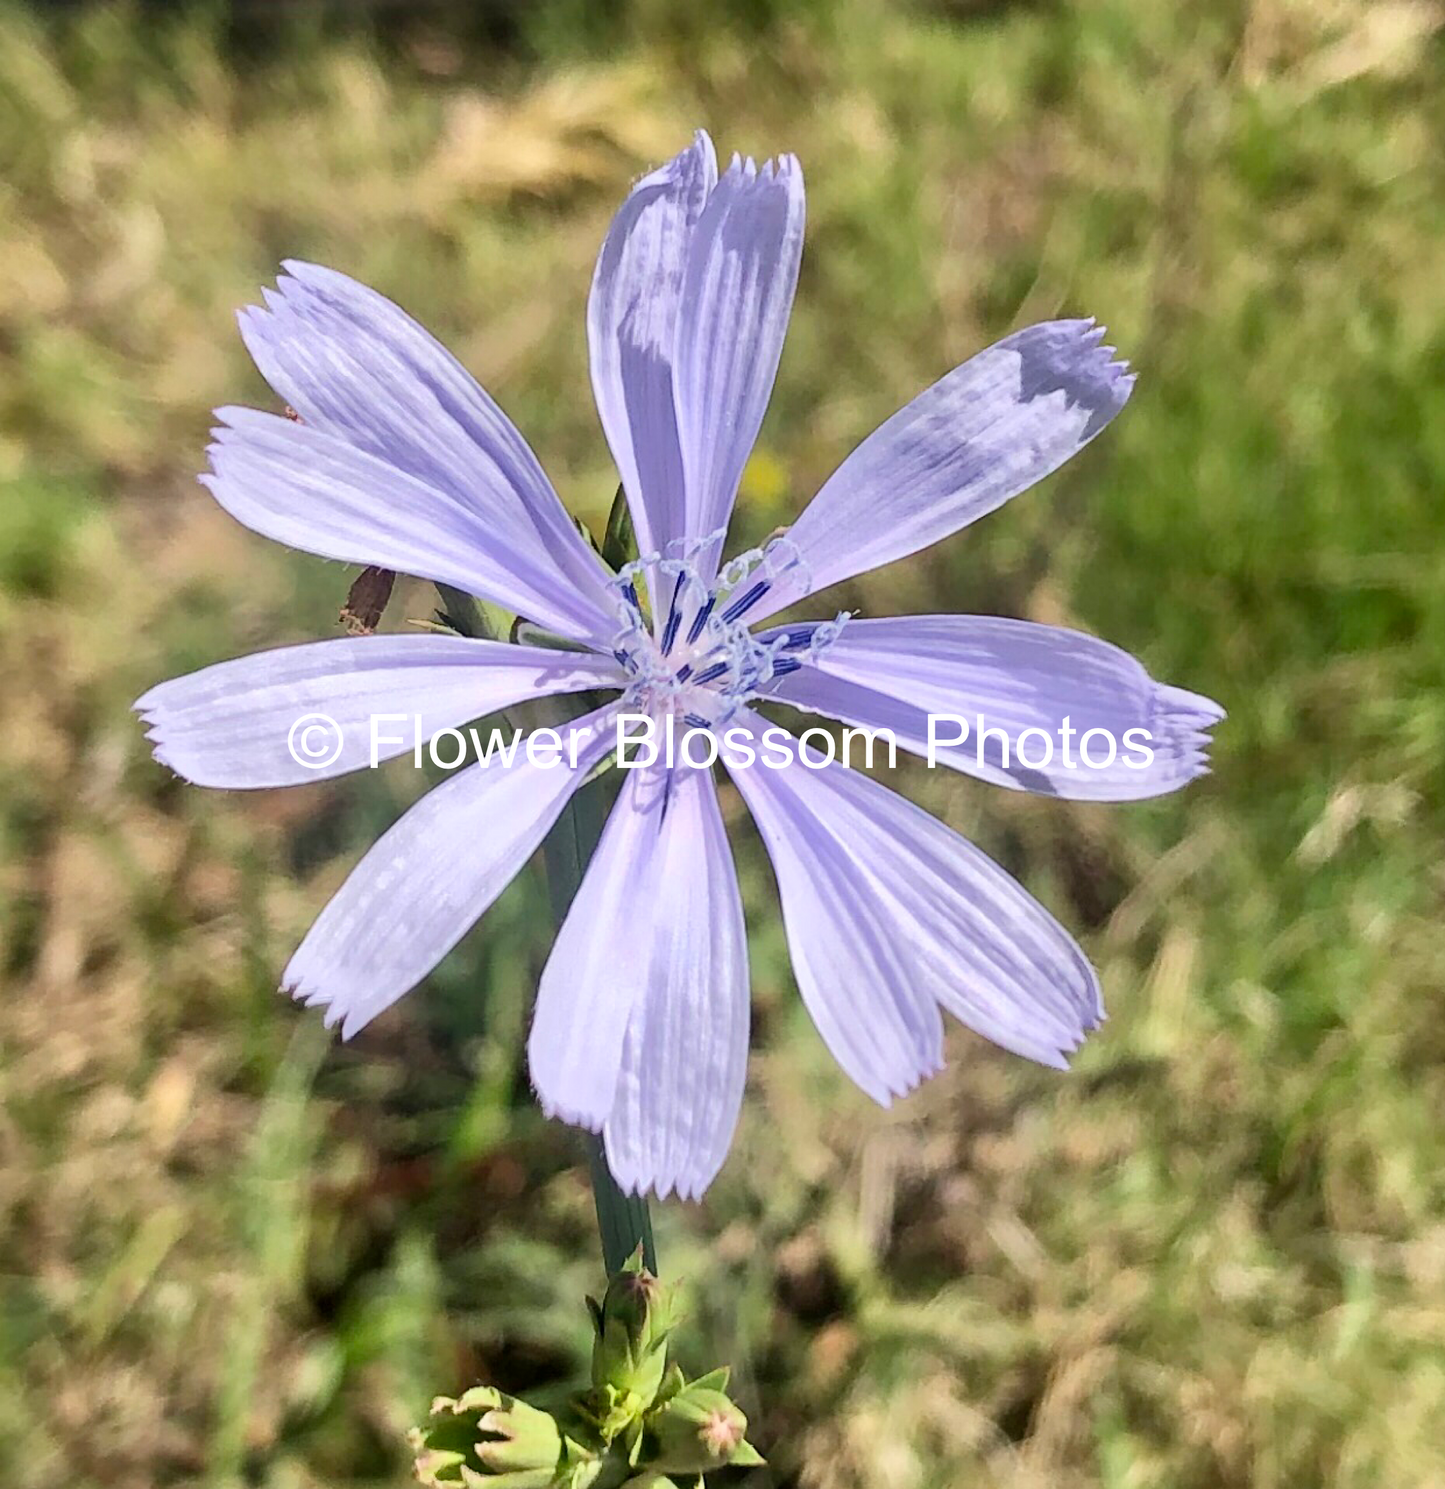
(136, 132), (1221, 1200)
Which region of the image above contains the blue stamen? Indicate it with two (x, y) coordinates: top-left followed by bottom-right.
(674, 663), (693, 683)
(770, 655), (802, 678)
(785, 627), (814, 650)
(622, 582), (642, 614)
(692, 661), (728, 687)
(685, 595), (716, 644)
(682, 712), (711, 730)
(660, 571), (686, 655)
(721, 580), (770, 624)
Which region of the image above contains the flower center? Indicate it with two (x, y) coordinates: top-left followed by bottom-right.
(609, 533), (846, 730)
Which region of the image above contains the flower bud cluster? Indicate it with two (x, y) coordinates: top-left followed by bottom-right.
(410, 1252), (761, 1488)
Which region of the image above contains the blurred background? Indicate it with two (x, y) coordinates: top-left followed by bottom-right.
(2, 1), (1444, 1485)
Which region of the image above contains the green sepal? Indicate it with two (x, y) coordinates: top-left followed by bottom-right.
(729, 1438), (766, 1467)
(601, 483), (637, 570)
(653, 1364), (686, 1409)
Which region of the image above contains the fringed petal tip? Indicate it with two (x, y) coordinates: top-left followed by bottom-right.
(720, 149), (801, 189)
(1011, 318), (1136, 439)
(283, 975), (366, 1041)
(1148, 680), (1226, 783)
(1034, 986), (1106, 1072)
(536, 1096), (737, 1210)
(863, 1049), (948, 1109)
(253, 260), (370, 329)
(275, 258), (354, 297)
(855, 994), (1102, 1097)
(660, 128), (717, 187)
(136, 717), (177, 776)
(198, 411), (289, 495)
(134, 690), (176, 736)
(235, 268), (316, 347)
(1155, 682), (1227, 727)
(654, 133), (716, 209)
(601, 1154), (713, 1205)
(231, 266), (361, 383)
(539, 1071), (738, 1208)
(131, 697), (214, 787)
(535, 1092), (607, 1136)
(1023, 1001), (1105, 1075)
(557, 1102), (725, 1199)
(141, 736), (186, 785)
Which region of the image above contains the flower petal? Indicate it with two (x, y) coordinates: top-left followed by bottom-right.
(762, 615), (1223, 801)
(673, 152), (805, 573)
(135, 635), (624, 789)
(725, 710), (1101, 1100)
(236, 262), (617, 642)
(203, 407), (615, 643)
(752, 321), (1134, 620)
(284, 706), (617, 1039)
(588, 132), (717, 562)
(601, 764), (749, 1200)
(530, 760), (746, 1158)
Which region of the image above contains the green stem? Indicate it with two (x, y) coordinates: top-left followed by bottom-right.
(584, 1133), (656, 1277)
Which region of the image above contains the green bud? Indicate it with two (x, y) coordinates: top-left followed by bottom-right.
(648, 1382), (754, 1476)
(589, 1252), (674, 1412)
(410, 1385), (566, 1487)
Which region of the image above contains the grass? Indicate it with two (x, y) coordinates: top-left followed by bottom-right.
(2, 1), (1444, 1485)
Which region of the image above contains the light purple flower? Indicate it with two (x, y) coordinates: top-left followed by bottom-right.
(136, 132), (1222, 1200)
